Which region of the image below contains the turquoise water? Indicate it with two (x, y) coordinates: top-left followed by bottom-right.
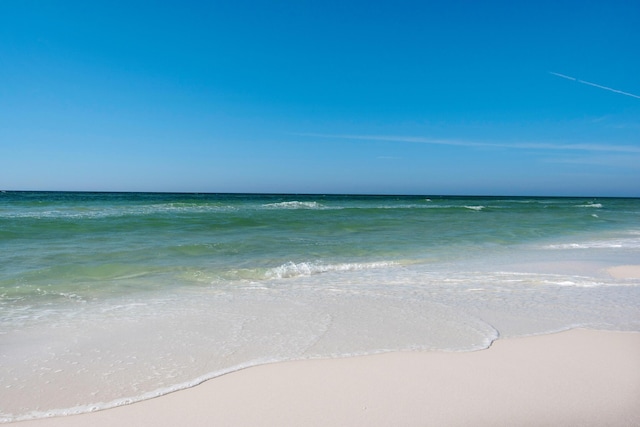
(1, 192), (640, 421)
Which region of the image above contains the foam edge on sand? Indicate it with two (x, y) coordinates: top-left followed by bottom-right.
(11, 328), (640, 427)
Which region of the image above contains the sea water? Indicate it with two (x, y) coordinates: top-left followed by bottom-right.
(1, 192), (639, 421)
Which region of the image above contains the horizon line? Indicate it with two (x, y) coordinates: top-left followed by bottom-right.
(2, 189), (638, 199)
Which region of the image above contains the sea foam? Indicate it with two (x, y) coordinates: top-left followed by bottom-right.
(265, 261), (399, 279)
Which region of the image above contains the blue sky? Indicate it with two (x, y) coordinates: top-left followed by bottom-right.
(1, 1), (639, 196)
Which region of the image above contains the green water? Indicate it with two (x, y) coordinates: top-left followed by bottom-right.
(2, 192), (635, 298)
(1, 192), (639, 421)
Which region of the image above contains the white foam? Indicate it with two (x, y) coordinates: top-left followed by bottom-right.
(492, 271), (629, 288)
(544, 241), (635, 249)
(576, 203), (603, 208)
(8, 358), (280, 423)
(265, 261), (399, 279)
(0, 203), (237, 219)
(261, 201), (325, 209)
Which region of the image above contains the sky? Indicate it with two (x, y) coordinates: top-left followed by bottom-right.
(1, 1), (639, 196)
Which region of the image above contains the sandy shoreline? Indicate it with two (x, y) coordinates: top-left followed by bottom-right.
(10, 328), (640, 427)
(607, 264), (640, 279)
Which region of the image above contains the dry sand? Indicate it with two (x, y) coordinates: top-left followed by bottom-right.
(12, 328), (640, 427)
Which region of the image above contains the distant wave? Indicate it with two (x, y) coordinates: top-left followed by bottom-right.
(261, 200), (493, 211)
(265, 261), (399, 279)
(261, 201), (325, 210)
(0, 203), (235, 219)
(545, 242), (624, 249)
(347, 204), (492, 210)
(576, 203), (603, 208)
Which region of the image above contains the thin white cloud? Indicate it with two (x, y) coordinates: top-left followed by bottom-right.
(299, 133), (640, 154)
(544, 154), (640, 168)
(550, 72), (640, 99)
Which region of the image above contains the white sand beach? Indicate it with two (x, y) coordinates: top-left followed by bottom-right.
(608, 264), (640, 280)
(12, 328), (640, 427)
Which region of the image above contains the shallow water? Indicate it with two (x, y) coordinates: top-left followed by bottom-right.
(1, 192), (639, 421)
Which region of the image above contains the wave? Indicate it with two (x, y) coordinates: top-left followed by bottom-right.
(0, 203), (237, 219)
(545, 242), (623, 249)
(543, 238), (640, 250)
(8, 199), (608, 220)
(576, 203), (603, 208)
(265, 261), (399, 279)
(493, 271), (633, 288)
(259, 201), (492, 211)
(261, 201), (326, 210)
(495, 271), (611, 288)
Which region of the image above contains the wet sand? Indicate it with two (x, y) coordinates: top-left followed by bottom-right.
(13, 328), (640, 427)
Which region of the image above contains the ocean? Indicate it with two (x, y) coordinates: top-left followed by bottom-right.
(1, 192), (639, 422)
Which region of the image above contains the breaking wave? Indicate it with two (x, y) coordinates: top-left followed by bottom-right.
(265, 261), (399, 279)
(261, 201), (326, 210)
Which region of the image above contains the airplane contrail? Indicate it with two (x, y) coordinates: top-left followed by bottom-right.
(549, 71), (576, 81)
(550, 71), (640, 99)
